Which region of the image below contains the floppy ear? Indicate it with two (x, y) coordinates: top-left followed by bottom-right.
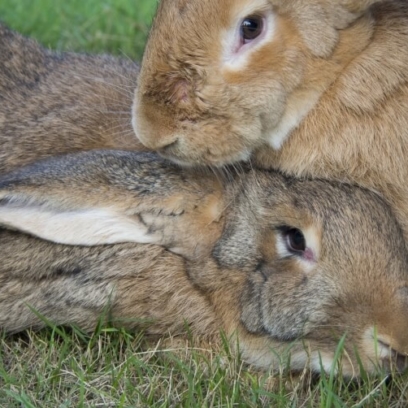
(284, 0), (380, 57)
(0, 150), (223, 249)
(0, 153), (156, 246)
(0, 202), (155, 246)
(339, 0), (382, 15)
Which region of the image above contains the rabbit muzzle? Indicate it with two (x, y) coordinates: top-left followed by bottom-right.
(240, 262), (408, 375)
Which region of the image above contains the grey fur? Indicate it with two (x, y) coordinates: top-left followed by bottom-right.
(0, 25), (407, 375)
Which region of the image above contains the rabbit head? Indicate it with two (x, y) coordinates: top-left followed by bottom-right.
(133, 0), (379, 166)
(0, 151), (407, 375)
(185, 170), (408, 375)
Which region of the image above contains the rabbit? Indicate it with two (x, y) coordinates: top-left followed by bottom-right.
(0, 23), (407, 376)
(0, 149), (408, 376)
(0, 23), (144, 174)
(133, 0), (408, 242)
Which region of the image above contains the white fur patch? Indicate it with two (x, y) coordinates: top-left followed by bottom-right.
(221, 2), (276, 71)
(282, 349), (336, 373)
(268, 91), (321, 149)
(0, 206), (157, 246)
(302, 225), (320, 259)
(275, 233), (291, 258)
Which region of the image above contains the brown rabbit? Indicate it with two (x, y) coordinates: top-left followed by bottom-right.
(133, 0), (408, 241)
(0, 150), (408, 376)
(1, 24), (407, 376)
(0, 23), (143, 174)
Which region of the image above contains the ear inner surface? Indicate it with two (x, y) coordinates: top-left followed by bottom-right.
(0, 204), (157, 245)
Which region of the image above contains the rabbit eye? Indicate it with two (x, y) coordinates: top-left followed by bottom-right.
(283, 228), (306, 254)
(240, 15), (264, 43)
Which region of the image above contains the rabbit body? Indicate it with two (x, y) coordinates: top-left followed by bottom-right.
(0, 24), (143, 173)
(1, 24), (408, 375)
(0, 228), (220, 338)
(134, 0), (408, 241)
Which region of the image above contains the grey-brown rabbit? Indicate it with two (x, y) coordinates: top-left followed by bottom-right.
(0, 150), (408, 376)
(1, 25), (408, 376)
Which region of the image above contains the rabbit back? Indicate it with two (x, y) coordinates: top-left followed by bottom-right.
(0, 227), (219, 336)
(0, 24), (143, 174)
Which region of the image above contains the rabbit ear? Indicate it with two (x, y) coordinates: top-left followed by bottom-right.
(0, 202), (155, 246)
(339, 0), (382, 14)
(0, 150), (220, 247)
(286, 0), (380, 57)
(0, 159), (156, 246)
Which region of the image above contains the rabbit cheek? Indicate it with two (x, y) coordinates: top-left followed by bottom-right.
(222, 14), (309, 144)
(255, 265), (329, 341)
(240, 272), (266, 334)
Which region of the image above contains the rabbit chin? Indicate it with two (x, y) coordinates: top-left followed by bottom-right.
(131, 90), (322, 167)
(132, 89), (266, 167)
(132, 111), (253, 167)
(238, 334), (407, 377)
(236, 340), (351, 375)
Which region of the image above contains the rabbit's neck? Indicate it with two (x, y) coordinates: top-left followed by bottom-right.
(267, 89), (322, 150)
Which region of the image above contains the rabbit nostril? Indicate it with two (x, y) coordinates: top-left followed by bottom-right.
(393, 351), (408, 372)
(377, 340), (408, 372)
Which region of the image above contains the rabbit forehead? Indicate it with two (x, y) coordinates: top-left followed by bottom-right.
(229, 0), (272, 21)
(167, 0), (270, 22)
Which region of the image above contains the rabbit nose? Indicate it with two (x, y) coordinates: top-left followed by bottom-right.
(364, 327), (408, 372)
(375, 337), (408, 372)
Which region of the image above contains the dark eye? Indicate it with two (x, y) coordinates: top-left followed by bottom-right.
(283, 228), (306, 254)
(240, 15), (264, 43)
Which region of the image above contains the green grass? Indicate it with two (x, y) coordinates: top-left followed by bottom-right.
(0, 0), (158, 60)
(1, 327), (283, 407)
(2, 326), (408, 407)
(1, 1), (408, 406)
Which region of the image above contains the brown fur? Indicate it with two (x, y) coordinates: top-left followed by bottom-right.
(134, 0), (408, 242)
(0, 24), (143, 173)
(1, 24), (408, 375)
